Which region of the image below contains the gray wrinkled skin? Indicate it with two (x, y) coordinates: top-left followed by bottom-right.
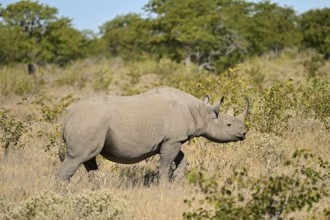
(56, 86), (249, 181)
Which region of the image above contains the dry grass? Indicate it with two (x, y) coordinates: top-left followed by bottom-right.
(0, 53), (329, 219)
(1, 119), (328, 219)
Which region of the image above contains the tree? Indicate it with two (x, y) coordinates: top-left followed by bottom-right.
(0, 0), (58, 74)
(100, 13), (153, 59)
(245, 1), (301, 56)
(300, 8), (330, 58)
(43, 18), (90, 65)
(145, 0), (251, 72)
(0, 24), (26, 65)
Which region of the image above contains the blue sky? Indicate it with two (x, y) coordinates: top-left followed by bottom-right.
(1, 0), (330, 32)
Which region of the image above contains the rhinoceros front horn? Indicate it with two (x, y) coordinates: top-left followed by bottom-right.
(237, 97), (249, 121)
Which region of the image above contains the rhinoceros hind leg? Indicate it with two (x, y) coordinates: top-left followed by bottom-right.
(56, 156), (82, 181)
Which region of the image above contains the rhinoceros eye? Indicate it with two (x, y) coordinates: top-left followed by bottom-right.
(227, 123), (232, 127)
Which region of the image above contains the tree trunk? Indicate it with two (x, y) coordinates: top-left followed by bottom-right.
(272, 43), (280, 57)
(28, 63), (35, 75)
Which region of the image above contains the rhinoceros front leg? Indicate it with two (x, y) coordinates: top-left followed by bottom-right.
(83, 157), (98, 171)
(159, 142), (182, 182)
(172, 150), (188, 179)
(84, 157), (105, 185)
(84, 157), (100, 180)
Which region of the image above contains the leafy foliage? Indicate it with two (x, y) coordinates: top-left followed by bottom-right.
(0, 1), (91, 70)
(1, 0), (329, 71)
(100, 0), (309, 71)
(183, 149), (330, 220)
(256, 80), (296, 134)
(300, 8), (330, 56)
(100, 13), (153, 59)
(303, 54), (326, 79)
(298, 77), (330, 129)
(245, 1), (301, 56)
(144, 0), (251, 71)
(1, 190), (126, 220)
(0, 0), (57, 73)
(43, 18), (91, 66)
(32, 94), (78, 152)
(0, 108), (29, 154)
(0, 24), (26, 64)
(250, 76), (330, 134)
(33, 94), (78, 123)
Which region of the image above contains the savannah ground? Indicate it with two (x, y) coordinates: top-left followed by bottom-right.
(0, 50), (329, 219)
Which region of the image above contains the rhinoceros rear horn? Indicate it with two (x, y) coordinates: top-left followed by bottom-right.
(213, 96), (224, 116)
(237, 97), (249, 121)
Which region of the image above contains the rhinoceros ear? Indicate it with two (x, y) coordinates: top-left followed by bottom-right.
(213, 96), (224, 116)
(203, 95), (210, 104)
(226, 106), (234, 116)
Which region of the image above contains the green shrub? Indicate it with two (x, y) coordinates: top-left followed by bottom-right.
(252, 80), (296, 134)
(2, 190), (126, 220)
(303, 55), (326, 79)
(33, 94), (77, 152)
(33, 94), (78, 124)
(161, 65), (251, 102)
(0, 108), (29, 154)
(248, 77), (329, 135)
(183, 149), (330, 220)
(298, 77), (330, 129)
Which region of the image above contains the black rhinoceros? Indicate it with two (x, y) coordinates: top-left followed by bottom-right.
(56, 86), (249, 181)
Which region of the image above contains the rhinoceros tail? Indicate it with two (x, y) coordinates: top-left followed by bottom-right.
(58, 146), (66, 162)
(59, 118), (68, 162)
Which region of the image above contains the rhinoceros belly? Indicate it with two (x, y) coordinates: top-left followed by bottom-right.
(100, 127), (164, 164)
(100, 141), (161, 164)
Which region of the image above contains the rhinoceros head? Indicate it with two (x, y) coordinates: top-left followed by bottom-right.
(201, 96), (249, 143)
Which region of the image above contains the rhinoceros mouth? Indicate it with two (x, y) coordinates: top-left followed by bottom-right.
(236, 134), (246, 141)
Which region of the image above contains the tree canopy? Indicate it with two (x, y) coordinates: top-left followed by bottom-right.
(100, 0), (327, 71)
(0, 0), (91, 73)
(245, 1), (301, 55)
(0, 0), (329, 73)
(300, 8), (330, 57)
